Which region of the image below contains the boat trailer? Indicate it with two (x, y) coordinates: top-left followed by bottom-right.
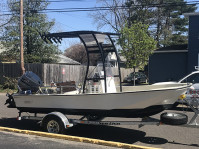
(17, 99), (199, 134)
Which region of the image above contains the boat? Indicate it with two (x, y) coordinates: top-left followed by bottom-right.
(5, 31), (190, 118)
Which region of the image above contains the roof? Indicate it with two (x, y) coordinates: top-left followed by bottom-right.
(0, 49), (4, 53)
(57, 54), (80, 65)
(0, 43), (6, 53)
(184, 12), (199, 17)
(154, 44), (188, 53)
(119, 55), (126, 62)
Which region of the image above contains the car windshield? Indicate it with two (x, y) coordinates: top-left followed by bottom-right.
(180, 73), (199, 84)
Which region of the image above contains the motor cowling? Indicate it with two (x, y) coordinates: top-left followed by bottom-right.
(18, 71), (43, 93)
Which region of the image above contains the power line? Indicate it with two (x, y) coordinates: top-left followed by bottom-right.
(0, 14), (13, 16)
(34, 1), (199, 12)
(10, 0), (92, 4)
(8, 0), (199, 6)
(1, 1), (199, 16)
(9, 0), (199, 3)
(37, 3), (199, 13)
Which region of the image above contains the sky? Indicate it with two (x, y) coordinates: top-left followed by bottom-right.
(45, 0), (199, 51)
(0, 0), (199, 51)
(46, 0), (199, 32)
(0, 0), (100, 32)
(46, 0), (102, 51)
(0, 0), (101, 51)
(47, 0), (101, 32)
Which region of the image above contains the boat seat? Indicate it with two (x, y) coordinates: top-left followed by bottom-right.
(56, 81), (76, 94)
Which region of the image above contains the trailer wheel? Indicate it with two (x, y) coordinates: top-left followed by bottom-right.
(160, 112), (188, 125)
(43, 116), (65, 134)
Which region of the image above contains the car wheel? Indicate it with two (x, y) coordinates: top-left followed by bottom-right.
(136, 79), (141, 84)
(160, 112), (188, 125)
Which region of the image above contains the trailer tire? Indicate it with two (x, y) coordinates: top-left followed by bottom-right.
(160, 112), (188, 125)
(42, 116), (65, 134)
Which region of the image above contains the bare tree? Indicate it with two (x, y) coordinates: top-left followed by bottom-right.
(90, 0), (127, 32)
(90, 0), (197, 47)
(64, 44), (87, 64)
(64, 43), (101, 66)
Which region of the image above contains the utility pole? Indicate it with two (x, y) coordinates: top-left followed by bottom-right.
(20, 0), (25, 75)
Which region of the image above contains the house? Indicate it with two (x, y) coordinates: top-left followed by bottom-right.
(105, 53), (126, 68)
(0, 43), (6, 53)
(148, 44), (188, 84)
(184, 12), (199, 73)
(57, 54), (80, 65)
(148, 12), (199, 84)
(0, 43), (12, 63)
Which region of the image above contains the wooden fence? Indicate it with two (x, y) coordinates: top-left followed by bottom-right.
(0, 63), (132, 86)
(0, 63), (44, 85)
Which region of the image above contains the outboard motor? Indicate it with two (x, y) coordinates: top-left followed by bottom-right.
(18, 71), (43, 93)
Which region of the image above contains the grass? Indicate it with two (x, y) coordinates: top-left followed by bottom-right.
(0, 86), (17, 94)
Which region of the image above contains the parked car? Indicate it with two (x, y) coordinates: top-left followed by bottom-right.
(154, 71), (199, 107)
(180, 83), (199, 107)
(177, 71), (199, 106)
(123, 72), (148, 84)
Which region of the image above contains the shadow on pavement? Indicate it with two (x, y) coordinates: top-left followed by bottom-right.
(168, 141), (199, 148)
(0, 118), (41, 131)
(0, 117), (148, 144)
(65, 124), (147, 144)
(4, 118), (193, 146)
(139, 136), (168, 144)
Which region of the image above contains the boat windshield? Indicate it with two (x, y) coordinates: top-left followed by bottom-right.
(94, 63), (113, 77)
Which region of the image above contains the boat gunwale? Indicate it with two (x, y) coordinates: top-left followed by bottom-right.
(13, 84), (190, 97)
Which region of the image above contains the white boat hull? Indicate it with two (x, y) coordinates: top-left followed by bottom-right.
(11, 83), (189, 118)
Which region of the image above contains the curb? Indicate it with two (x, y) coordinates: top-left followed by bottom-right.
(0, 127), (160, 149)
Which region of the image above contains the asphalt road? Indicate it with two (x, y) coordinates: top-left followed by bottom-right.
(0, 131), (115, 149)
(0, 93), (199, 149)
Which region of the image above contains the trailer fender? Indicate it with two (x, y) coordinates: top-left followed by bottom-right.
(41, 112), (73, 129)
